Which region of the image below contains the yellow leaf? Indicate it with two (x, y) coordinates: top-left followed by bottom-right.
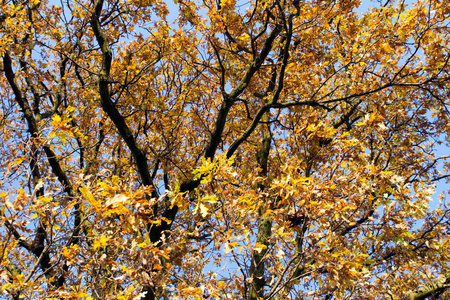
(253, 242), (267, 253)
(13, 156), (25, 165)
(13, 274), (25, 286)
(51, 114), (62, 124)
(137, 241), (147, 248)
(202, 195), (218, 203)
(61, 247), (71, 258)
(80, 187), (101, 211)
(93, 235), (112, 250)
(36, 196), (52, 203)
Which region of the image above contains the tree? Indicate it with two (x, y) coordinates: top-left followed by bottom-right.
(0, 0), (450, 298)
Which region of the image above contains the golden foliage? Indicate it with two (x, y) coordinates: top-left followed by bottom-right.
(0, 0), (450, 299)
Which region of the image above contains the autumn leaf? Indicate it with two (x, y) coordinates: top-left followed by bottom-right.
(93, 235), (112, 250)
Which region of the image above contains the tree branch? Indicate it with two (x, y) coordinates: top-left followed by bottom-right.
(406, 273), (450, 300)
(90, 0), (158, 199)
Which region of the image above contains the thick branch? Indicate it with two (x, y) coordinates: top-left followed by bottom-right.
(206, 24), (282, 160)
(3, 52), (75, 197)
(228, 24), (282, 100)
(227, 16), (292, 158)
(182, 25), (284, 190)
(249, 114), (272, 300)
(90, 0), (157, 198)
(406, 273), (450, 300)
(2, 52), (70, 286)
(90, 2), (159, 299)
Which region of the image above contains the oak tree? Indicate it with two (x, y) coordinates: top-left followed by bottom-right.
(1, 0), (450, 299)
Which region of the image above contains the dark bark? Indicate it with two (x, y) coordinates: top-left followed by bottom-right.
(406, 274), (450, 300)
